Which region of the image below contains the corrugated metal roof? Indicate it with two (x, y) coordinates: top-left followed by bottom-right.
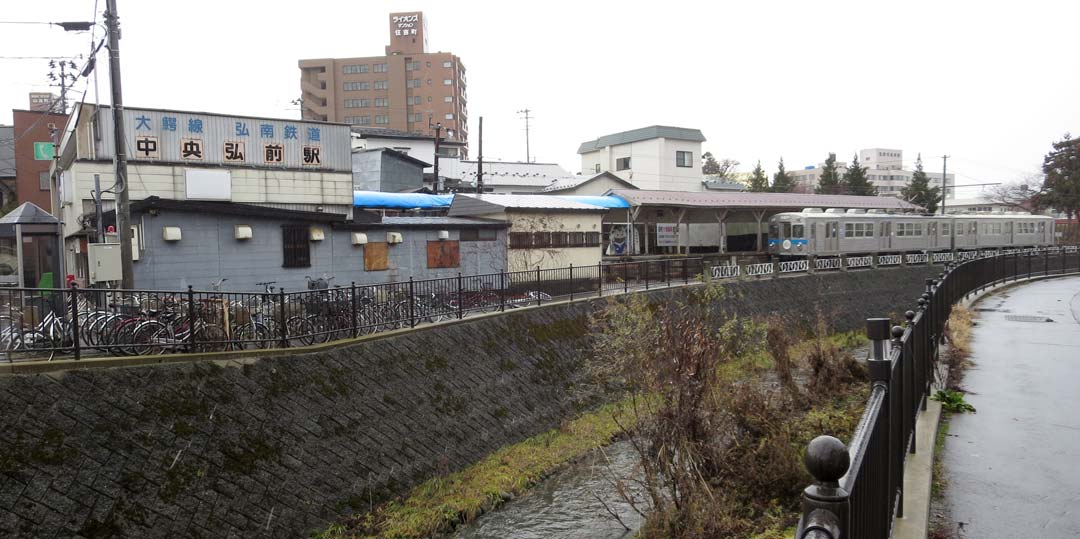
(577, 125), (706, 154)
(439, 158), (569, 183)
(448, 194), (610, 216)
(353, 191), (453, 209)
(380, 216), (508, 227)
(607, 189), (922, 210)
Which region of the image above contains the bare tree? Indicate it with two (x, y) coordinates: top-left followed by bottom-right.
(982, 179), (1041, 211)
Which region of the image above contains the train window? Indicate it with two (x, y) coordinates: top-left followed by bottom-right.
(1038, 222), (1046, 233)
(843, 222), (873, 238)
(956, 223), (964, 235)
(896, 222), (923, 237)
(782, 223), (792, 238)
(792, 225), (804, 238)
(769, 223), (779, 238)
(942, 223), (951, 235)
(969, 222), (977, 234)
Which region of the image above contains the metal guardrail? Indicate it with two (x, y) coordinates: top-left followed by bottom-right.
(0, 257), (704, 362)
(794, 247), (1080, 539)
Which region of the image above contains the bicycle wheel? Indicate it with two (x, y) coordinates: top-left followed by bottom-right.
(132, 321), (172, 355)
(286, 316), (316, 347)
(233, 322), (273, 349)
(192, 324), (228, 353)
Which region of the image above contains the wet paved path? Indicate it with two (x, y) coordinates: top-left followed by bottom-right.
(941, 276), (1080, 538)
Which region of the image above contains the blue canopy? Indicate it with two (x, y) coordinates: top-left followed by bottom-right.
(353, 191), (454, 209)
(557, 195), (631, 209)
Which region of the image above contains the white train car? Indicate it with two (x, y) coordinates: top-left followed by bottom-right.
(767, 209), (1055, 257)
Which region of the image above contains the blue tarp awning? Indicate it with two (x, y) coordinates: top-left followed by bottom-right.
(557, 195), (631, 209)
(353, 191), (454, 209)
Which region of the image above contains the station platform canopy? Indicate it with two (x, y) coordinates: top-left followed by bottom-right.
(606, 189), (923, 212)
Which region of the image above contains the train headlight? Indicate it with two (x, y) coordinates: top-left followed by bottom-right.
(782, 240), (792, 250)
(797, 243), (804, 252)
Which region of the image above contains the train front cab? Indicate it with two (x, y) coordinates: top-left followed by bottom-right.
(768, 215), (808, 257)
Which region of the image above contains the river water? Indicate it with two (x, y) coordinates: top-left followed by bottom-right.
(452, 440), (647, 539)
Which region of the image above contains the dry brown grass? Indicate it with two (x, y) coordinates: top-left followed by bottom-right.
(943, 305), (975, 390)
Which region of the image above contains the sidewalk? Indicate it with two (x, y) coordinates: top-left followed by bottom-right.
(938, 276), (1080, 538)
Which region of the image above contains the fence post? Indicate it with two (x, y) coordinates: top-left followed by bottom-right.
(643, 261), (649, 290)
(666, 259), (672, 287)
(597, 262), (603, 298)
(683, 258), (689, 285)
(569, 263), (574, 301)
(797, 436), (850, 539)
(186, 285), (197, 351)
(499, 271), (506, 312)
(535, 267), (542, 307)
(458, 273), (465, 319)
(1044, 249), (1049, 276)
(278, 289), (288, 348)
(69, 283), (81, 360)
(623, 262), (629, 294)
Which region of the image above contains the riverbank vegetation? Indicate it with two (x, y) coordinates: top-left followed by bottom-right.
(320, 283), (873, 538)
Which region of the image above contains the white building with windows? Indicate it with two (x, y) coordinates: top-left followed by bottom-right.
(789, 148), (954, 198)
(577, 126), (706, 192)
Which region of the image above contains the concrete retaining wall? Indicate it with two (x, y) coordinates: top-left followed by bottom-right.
(0, 265), (939, 537)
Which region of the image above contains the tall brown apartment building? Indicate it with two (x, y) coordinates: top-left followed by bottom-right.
(299, 11), (468, 154)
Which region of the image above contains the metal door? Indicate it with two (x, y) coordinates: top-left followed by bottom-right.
(825, 221), (839, 253)
(928, 222), (938, 249)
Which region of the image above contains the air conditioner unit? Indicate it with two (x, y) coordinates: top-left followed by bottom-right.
(386, 232), (403, 244)
(437, 230), (450, 240)
(234, 224), (253, 240)
(162, 226), (182, 242)
(351, 232), (368, 245)
(309, 227), (325, 241)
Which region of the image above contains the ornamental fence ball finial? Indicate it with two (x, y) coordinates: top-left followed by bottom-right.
(905, 310), (916, 322)
(918, 297), (928, 308)
(891, 325), (905, 339)
(804, 435), (849, 487)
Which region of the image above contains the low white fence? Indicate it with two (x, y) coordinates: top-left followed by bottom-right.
(746, 262), (774, 277)
(816, 258), (843, 271)
(846, 256), (874, 268)
(905, 253), (929, 264)
(779, 260), (810, 273)
(877, 255), (902, 266)
(711, 264), (740, 279)
(931, 252), (954, 263)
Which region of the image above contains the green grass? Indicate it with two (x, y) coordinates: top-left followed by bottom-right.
(317, 398), (639, 539)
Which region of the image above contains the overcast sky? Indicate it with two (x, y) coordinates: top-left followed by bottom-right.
(3, 0), (1078, 197)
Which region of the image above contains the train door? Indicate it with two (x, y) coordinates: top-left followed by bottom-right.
(928, 222), (938, 249)
(881, 221), (892, 250)
(824, 221), (839, 253)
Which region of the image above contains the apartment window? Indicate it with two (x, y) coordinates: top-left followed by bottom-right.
(676, 151), (693, 168)
(444, 95), (453, 103)
(344, 99), (370, 108)
(616, 157), (631, 171)
(373, 63), (388, 73)
(443, 79), (453, 85)
(405, 61), (420, 71)
(343, 64), (369, 74)
(408, 113), (424, 123)
(442, 61), (452, 68)
(459, 228), (497, 241)
(409, 95), (422, 105)
(282, 225), (310, 268)
(444, 113), (454, 120)
(407, 79), (422, 88)
(374, 98), (389, 107)
(343, 115), (371, 125)
(39, 171), (50, 191)
(375, 115), (389, 125)
(343, 81), (369, 91)
(374, 80), (389, 90)
(550, 232), (569, 248)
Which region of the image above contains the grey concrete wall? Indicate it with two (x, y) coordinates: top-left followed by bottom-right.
(132, 212), (506, 291)
(0, 265), (940, 538)
(351, 151), (423, 192)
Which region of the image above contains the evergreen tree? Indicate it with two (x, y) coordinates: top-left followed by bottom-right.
(1041, 133), (1080, 222)
(748, 161), (769, 192)
(701, 152), (721, 175)
(842, 153), (875, 195)
(814, 153), (843, 194)
(900, 154), (941, 213)
(770, 157), (796, 193)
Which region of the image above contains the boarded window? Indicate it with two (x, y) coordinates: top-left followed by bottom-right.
(427, 241), (460, 268)
(364, 242), (389, 271)
(282, 225), (310, 268)
(509, 232), (531, 249)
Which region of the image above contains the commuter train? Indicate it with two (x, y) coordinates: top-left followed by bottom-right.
(767, 208), (1056, 257)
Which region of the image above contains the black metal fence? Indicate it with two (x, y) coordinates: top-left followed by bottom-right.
(0, 257), (704, 362)
(795, 247), (1080, 539)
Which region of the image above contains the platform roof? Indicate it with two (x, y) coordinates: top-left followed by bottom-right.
(606, 189), (923, 211)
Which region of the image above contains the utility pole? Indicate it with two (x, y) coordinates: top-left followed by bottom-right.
(106, 0), (134, 289)
(940, 155), (949, 216)
(517, 108), (532, 163)
(476, 116), (484, 194)
(429, 118), (442, 193)
(50, 125), (65, 287)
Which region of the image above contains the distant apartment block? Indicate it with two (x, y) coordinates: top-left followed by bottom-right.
(299, 11), (468, 153)
(578, 126), (706, 192)
(789, 148), (954, 197)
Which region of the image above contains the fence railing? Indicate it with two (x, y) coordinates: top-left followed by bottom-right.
(0, 257), (704, 362)
(794, 247), (1080, 539)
